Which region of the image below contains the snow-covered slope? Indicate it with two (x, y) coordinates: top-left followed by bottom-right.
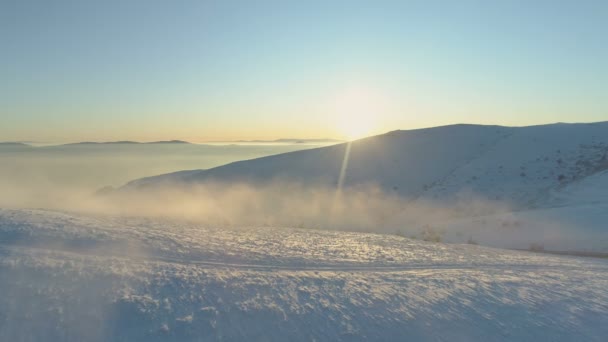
(125, 122), (608, 209)
(416, 169), (608, 252)
(1, 208), (607, 341)
(547, 169), (608, 207)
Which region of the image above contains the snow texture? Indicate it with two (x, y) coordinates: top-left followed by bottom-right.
(1, 208), (607, 341)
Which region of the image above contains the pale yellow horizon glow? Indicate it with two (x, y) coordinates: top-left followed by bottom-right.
(328, 85), (394, 141)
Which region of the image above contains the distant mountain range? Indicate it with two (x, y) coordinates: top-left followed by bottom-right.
(234, 138), (343, 144)
(59, 140), (191, 146)
(0, 142), (31, 147)
(0, 140), (195, 147)
(0, 139), (342, 147)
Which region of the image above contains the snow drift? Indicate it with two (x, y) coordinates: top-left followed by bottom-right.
(1, 208), (607, 341)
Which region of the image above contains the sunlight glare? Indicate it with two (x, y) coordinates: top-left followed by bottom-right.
(331, 86), (389, 140)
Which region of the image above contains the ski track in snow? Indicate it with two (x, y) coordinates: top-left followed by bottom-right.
(2, 242), (607, 274)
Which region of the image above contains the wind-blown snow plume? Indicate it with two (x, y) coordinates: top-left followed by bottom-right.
(3, 175), (598, 251)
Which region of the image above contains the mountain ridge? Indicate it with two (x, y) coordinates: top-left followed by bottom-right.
(58, 139), (192, 146)
(123, 122), (608, 211)
(127, 122), (608, 197)
(0, 142), (31, 147)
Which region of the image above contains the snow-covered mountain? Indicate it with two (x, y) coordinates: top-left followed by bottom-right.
(117, 122), (608, 252)
(1, 208), (607, 341)
(125, 122), (608, 210)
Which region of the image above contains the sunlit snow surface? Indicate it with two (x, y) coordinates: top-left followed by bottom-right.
(1, 209), (607, 341)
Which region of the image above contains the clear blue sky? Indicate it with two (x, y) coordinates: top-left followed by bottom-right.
(1, 0), (606, 142)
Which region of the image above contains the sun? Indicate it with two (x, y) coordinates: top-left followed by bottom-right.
(337, 114), (375, 140)
(330, 85), (388, 140)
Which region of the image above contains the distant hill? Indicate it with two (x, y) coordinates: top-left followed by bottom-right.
(0, 142), (30, 147)
(235, 138), (343, 144)
(59, 140), (191, 146)
(145, 140), (190, 144)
